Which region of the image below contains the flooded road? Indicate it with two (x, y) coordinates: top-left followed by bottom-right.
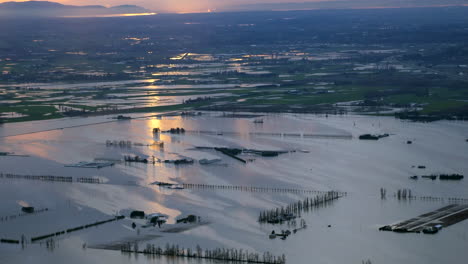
(1, 113), (467, 264)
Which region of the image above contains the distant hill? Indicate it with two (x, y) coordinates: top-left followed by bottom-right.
(0, 1), (150, 17)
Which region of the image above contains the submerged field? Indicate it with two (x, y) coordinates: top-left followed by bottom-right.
(2, 8), (468, 122)
(0, 112), (467, 264)
(1, 48), (468, 123)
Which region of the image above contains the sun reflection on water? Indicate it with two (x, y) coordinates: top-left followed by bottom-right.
(63, 13), (157, 18)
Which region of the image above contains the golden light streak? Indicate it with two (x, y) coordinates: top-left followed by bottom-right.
(63, 12), (157, 18)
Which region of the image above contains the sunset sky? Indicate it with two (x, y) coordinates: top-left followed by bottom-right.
(0, 0), (465, 13)
(3, 0), (282, 12)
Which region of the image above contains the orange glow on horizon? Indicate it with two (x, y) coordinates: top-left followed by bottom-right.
(1, 1), (467, 14)
(0, 0), (214, 14)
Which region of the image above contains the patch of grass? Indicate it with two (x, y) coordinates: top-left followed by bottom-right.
(0, 105), (62, 123)
(421, 100), (468, 114)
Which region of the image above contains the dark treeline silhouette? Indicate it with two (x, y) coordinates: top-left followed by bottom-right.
(258, 191), (343, 223)
(397, 189), (413, 200)
(120, 243), (286, 264)
(380, 187), (468, 202)
(124, 155), (149, 163)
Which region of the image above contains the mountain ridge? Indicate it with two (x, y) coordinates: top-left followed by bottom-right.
(0, 1), (150, 17)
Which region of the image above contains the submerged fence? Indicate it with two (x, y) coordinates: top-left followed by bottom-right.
(0, 238), (20, 244)
(156, 181), (347, 195)
(185, 130), (352, 139)
(30, 216), (124, 243)
(0, 173), (101, 184)
(0, 208), (49, 223)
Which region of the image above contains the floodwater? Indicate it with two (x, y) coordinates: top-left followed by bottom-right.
(0, 80), (278, 112)
(0, 113), (467, 264)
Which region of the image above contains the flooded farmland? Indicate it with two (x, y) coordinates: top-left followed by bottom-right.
(1, 5), (468, 264)
(1, 112), (467, 264)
